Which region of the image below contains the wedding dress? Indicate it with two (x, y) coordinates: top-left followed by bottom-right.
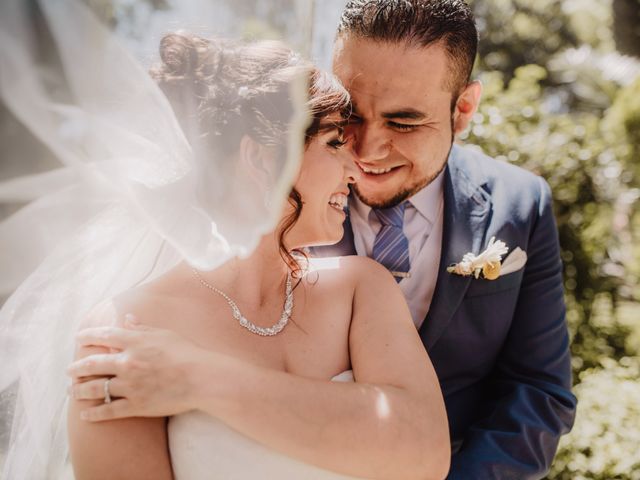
(168, 370), (363, 480)
(0, 0), (322, 478)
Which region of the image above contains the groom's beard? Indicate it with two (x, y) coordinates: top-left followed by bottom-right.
(354, 160), (448, 210)
(353, 117), (455, 210)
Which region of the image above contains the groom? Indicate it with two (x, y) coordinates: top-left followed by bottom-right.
(321, 1), (577, 478)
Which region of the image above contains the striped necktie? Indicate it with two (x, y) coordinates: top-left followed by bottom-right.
(372, 202), (411, 282)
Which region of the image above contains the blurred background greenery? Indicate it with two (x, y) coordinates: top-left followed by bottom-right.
(1, 0), (638, 478)
(463, 0), (640, 477)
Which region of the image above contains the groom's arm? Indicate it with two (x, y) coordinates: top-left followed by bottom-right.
(448, 177), (577, 479)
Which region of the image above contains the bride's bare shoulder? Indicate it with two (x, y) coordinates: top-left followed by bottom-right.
(81, 263), (192, 329)
(307, 255), (395, 288)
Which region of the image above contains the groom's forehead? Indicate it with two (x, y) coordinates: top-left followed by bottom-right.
(332, 36), (450, 96)
(333, 38), (450, 115)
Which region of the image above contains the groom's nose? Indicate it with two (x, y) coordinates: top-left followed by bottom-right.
(342, 146), (362, 184)
(354, 124), (391, 164)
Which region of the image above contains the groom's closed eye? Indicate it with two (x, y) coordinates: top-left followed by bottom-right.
(346, 107), (430, 132)
(381, 111), (426, 132)
(387, 121), (421, 131)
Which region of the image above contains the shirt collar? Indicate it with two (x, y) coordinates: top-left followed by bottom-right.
(407, 168), (445, 225)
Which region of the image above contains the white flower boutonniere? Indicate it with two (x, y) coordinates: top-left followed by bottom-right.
(447, 237), (509, 280)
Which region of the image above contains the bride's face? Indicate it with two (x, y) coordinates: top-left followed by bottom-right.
(285, 115), (360, 248)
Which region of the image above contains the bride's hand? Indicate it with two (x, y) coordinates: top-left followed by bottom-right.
(68, 315), (214, 422)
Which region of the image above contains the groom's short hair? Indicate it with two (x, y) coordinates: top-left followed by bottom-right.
(337, 0), (478, 93)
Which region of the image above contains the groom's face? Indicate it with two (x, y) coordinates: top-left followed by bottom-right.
(333, 37), (469, 208)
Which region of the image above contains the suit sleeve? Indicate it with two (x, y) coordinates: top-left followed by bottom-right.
(447, 177), (577, 479)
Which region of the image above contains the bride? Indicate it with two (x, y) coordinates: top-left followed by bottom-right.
(0, 2), (448, 479)
(66, 32), (449, 480)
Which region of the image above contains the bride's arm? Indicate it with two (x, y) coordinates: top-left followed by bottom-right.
(69, 258), (449, 480)
(193, 258), (449, 479)
(67, 308), (174, 480)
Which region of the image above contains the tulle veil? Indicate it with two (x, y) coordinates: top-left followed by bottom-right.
(0, 0), (316, 477)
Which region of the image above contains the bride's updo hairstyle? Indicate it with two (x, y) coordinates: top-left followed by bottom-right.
(150, 32), (351, 276)
(151, 33), (300, 156)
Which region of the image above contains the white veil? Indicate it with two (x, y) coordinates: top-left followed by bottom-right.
(0, 0), (314, 477)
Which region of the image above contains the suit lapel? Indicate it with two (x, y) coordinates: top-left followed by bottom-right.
(419, 148), (492, 350)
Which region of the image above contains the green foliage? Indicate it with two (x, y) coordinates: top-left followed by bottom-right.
(468, 0), (580, 82)
(605, 77), (640, 178)
(549, 357), (640, 479)
(564, 0), (616, 52)
(467, 2), (640, 477)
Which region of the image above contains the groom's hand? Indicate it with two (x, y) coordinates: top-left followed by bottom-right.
(67, 315), (212, 421)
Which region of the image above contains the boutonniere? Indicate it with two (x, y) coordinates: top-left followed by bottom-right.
(447, 237), (509, 280)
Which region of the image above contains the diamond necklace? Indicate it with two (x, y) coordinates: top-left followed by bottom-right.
(192, 269), (293, 336)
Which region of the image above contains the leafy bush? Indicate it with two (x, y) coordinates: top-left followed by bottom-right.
(549, 357), (640, 479)
(467, 1), (640, 477)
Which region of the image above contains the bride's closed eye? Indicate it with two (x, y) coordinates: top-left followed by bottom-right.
(327, 136), (348, 149)
(326, 126), (350, 149)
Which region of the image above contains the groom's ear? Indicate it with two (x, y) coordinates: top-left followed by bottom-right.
(452, 80), (482, 137)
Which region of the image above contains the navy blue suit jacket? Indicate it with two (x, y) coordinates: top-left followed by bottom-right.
(318, 144), (577, 479)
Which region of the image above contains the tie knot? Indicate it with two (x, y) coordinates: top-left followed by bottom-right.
(374, 202), (407, 227)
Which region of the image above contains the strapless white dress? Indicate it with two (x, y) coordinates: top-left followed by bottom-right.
(168, 370), (364, 479)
